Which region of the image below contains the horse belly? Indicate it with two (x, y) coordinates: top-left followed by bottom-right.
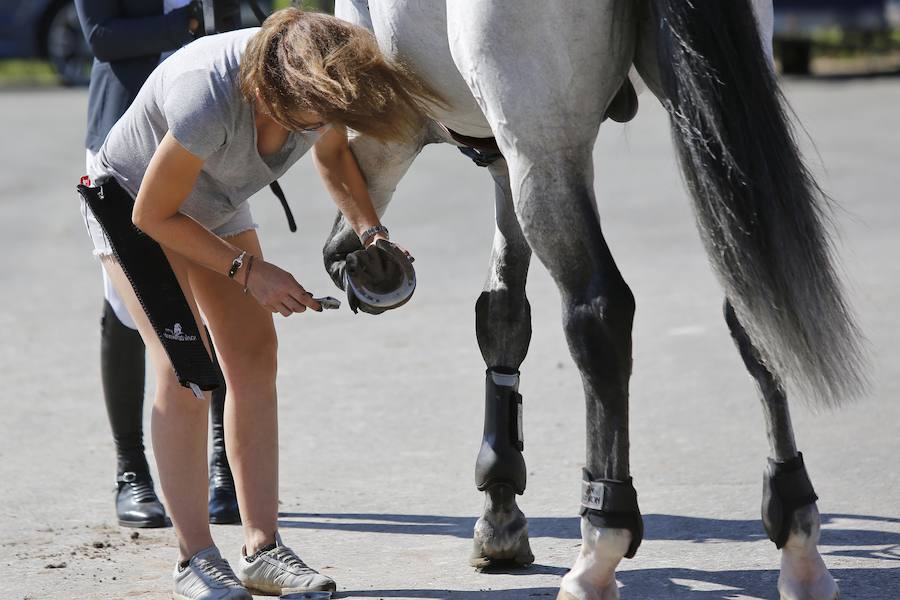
(369, 0), (493, 138)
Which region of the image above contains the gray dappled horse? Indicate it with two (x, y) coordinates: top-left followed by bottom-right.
(323, 1), (866, 598)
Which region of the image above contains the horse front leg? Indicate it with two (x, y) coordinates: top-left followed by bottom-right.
(724, 300), (839, 600)
(471, 158), (535, 568)
(322, 123), (436, 287)
(444, 1), (639, 592)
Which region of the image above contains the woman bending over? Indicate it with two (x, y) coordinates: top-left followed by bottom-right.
(81, 8), (436, 598)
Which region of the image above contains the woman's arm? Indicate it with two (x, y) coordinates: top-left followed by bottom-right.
(75, 0), (197, 62)
(133, 133), (321, 315)
(312, 126), (388, 247)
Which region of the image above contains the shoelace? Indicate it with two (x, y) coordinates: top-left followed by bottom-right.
(272, 547), (316, 575)
(197, 556), (242, 588)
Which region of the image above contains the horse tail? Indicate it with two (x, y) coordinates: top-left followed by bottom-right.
(650, 0), (867, 407)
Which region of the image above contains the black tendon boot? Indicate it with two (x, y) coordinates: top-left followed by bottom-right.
(208, 383), (240, 524)
(101, 300), (168, 528)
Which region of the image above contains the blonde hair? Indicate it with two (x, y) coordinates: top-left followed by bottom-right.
(240, 8), (442, 141)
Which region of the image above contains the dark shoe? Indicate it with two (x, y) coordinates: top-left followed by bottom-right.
(209, 457), (240, 525)
(116, 471), (169, 528)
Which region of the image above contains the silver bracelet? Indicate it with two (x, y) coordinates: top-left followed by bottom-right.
(359, 224), (389, 246)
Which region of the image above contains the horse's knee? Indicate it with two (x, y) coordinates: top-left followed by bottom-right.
(476, 286), (530, 328)
(563, 280), (635, 376)
(475, 287), (532, 369)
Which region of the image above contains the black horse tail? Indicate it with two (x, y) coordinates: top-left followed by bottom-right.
(651, 0), (867, 407)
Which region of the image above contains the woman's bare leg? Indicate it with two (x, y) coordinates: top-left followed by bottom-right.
(189, 230), (279, 555)
(100, 255), (214, 561)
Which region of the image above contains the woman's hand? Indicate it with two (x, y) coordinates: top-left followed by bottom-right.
(244, 259), (322, 316)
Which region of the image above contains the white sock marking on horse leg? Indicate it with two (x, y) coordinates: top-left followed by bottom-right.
(778, 505), (839, 600)
(559, 518), (630, 600)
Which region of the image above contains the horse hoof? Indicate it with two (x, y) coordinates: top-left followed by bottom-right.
(470, 510), (534, 569)
(556, 581), (620, 600)
(779, 591), (840, 600)
(778, 589), (841, 600)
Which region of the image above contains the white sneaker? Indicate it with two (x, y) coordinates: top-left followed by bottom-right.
(173, 546), (252, 600)
(236, 533), (336, 595)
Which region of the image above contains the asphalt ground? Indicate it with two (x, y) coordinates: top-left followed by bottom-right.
(1, 77), (898, 599)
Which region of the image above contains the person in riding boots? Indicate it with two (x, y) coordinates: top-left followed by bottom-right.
(75, 0), (242, 530)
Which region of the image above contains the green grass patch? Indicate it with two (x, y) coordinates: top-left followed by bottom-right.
(809, 27), (900, 56)
(275, 0), (334, 12)
(0, 60), (60, 87)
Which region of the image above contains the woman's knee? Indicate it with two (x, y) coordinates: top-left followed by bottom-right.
(219, 327), (279, 389)
(152, 375), (209, 415)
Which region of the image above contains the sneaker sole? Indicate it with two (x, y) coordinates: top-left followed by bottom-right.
(244, 581), (336, 596)
(173, 594), (252, 600)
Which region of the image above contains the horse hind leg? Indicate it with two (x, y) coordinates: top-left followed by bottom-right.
(512, 153), (641, 600)
(497, 132), (639, 600)
(472, 149), (641, 594)
(724, 300), (839, 600)
(471, 158), (535, 569)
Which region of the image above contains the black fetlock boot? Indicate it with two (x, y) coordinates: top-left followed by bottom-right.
(101, 300), (169, 528)
(208, 383), (240, 524)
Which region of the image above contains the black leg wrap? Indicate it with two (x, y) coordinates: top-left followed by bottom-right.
(475, 368), (526, 495)
(79, 180), (219, 393)
(762, 452), (818, 549)
(579, 469), (643, 559)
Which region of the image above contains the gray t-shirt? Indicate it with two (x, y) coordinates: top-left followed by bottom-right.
(92, 28), (322, 230)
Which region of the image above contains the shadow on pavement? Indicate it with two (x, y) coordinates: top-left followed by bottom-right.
(280, 513), (900, 598)
(335, 588), (558, 599)
(337, 567), (899, 599)
(278, 512), (900, 549)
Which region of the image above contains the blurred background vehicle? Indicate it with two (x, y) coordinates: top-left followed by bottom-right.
(0, 0), (284, 87)
(775, 0), (900, 73)
(0, 0), (92, 86)
(1, 1), (897, 85)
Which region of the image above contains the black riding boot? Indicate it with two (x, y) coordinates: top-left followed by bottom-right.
(101, 300), (167, 528)
(208, 379), (240, 524)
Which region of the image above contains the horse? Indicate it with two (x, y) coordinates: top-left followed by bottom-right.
(322, 2), (867, 598)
